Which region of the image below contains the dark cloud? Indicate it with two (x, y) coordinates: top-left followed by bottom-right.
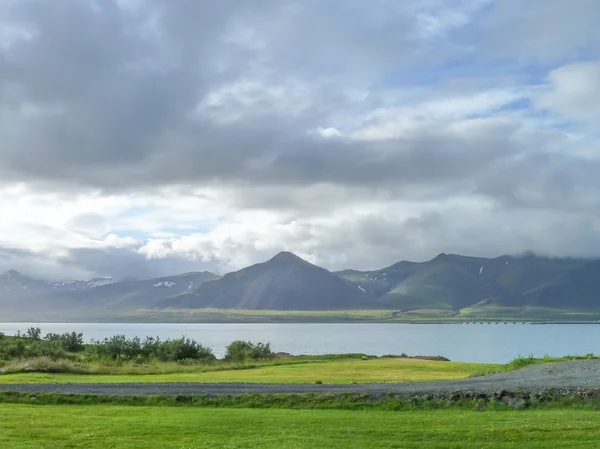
(0, 0), (519, 193)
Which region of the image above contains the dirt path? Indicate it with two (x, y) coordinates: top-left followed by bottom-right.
(2, 360), (600, 396)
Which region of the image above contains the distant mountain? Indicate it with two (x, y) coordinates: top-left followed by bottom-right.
(486, 258), (600, 309)
(1, 271), (218, 319)
(158, 252), (374, 310)
(0, 270), (114, 300)
(335, 253), (600, 311)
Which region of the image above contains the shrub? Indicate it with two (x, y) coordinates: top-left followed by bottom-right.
(87, 335), (142, 361)
(33, 341), (67, 359)
(59, 332), (84, 352)
(225, 340), (274, 362)
(157, 337), (215, 362)
(141, 336), (162, 359)
(0, 339), (26, 358)
(44, 333), (61, 342)
(0, 332), (4, 340)
(85, 334), (214, 363)
(25, 327), (42, 340)
(43, 332), (84, 352)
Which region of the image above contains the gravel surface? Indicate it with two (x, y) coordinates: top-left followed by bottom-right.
(2, 360), (600, 396)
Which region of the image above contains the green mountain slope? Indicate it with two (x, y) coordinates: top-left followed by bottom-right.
(336, 253), (600, 312)
(159, 252), (376, 310)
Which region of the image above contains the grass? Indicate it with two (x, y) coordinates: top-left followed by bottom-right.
(2, 404), (600, 448)
(110, 306), (600, 323)
(458, 305), (600, 322)
(0, 357), (499, 384)
(8, 306), (600, 322)
(118, 308), (405, 323)
(0, 354), (331, 375)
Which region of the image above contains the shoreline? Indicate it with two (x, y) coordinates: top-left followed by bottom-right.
(2, 319), (600, 324)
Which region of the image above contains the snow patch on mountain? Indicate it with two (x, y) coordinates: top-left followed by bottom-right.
(153, 281), (176, 288)
(0, 270), (114, 294)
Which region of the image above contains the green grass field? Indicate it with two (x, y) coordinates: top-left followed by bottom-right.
(1, 404), (599, 448)
(0, 358), (499, 384)
(8, 306), (600, 323)
(107, 306), (600, 323)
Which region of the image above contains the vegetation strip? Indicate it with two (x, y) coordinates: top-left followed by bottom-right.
(2, 330), (497, 385)
(3, 389), (600, 410)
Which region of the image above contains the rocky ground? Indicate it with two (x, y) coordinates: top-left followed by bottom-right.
(2, 360), (600, 407)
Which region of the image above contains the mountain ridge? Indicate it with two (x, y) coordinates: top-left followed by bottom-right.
(3, 251), (600, 320)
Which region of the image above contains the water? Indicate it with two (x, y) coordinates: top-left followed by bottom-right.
(1, 322), (599, 364)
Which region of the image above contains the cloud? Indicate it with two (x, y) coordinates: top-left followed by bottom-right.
(535, 61), (600, 124)
(480, 0), (600, 63)
(0, 0), (599, 280)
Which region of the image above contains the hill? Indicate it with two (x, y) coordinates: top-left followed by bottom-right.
(158, 252), (375, 310)
(336, 253), (600, 312)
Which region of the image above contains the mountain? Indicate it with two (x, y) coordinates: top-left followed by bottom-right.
(158, 252), (375, 310)
(487, 259), (600, 309)
(3, 251), (600, 321)
(0, 270), (114, 301)
(2, 271), (218, 319)
(336, 253), (600, 311)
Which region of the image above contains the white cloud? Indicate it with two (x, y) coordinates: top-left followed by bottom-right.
(350, 87), (527, 141)
(535, 61), (600, 124)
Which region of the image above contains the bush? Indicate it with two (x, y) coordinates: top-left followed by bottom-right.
(0, 339), (26, 359)
(157, 337), (215, 362)
(225, 340), (274, 362)
(26, 327), (42, 340)
(34, 341), (67, 359)
(0, 338), (67, 360)
(44, 332), (84, 352)
(60, 332), (84, 352)
(87, 335), (142, 361)
(44, 333), (61, 342)
(0, 332), (5, 340)
(85, 334), (215, 363)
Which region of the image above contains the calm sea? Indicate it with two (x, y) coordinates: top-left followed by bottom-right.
(1, 322), (599, 364)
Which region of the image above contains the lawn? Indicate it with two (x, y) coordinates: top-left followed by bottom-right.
(1, 404), (599, 448)
(0, 358), (498, 384)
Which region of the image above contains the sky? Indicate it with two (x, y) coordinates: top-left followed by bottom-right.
(0, 0), (599, 280)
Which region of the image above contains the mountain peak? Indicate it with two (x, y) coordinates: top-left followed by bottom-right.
(4, 269), (22, 278)
(160, 251), (373, 311)
(269, 251), (306, 264)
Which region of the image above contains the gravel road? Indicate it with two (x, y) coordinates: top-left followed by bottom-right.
(2, 360), (600, 396)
